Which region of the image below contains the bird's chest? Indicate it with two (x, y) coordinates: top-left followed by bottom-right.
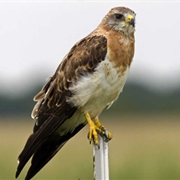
(68, 58), (129, 118)
(94, 58), (128, 101)
(87, 58), (129, 114)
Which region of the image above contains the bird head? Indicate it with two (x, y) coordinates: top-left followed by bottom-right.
(102, 7), (136, 36)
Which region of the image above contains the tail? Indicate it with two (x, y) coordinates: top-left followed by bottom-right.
(26, 123), (85, 180)
(24, 136), (66, 180)
(16, 119), (85, 180)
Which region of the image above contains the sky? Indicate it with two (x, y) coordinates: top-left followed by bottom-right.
(0, 1), (180, 96)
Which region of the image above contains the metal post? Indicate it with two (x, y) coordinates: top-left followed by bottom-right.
(93, 134), (109, 180)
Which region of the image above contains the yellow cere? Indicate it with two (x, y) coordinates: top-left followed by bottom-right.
(126, 14), (134, 22)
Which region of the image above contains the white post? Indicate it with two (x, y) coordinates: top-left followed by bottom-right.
(93, 134), (109, 180)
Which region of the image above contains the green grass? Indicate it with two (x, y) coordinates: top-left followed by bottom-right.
(0, 114), (180, 180)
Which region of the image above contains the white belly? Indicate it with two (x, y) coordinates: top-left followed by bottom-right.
(68, 57), (129, 118)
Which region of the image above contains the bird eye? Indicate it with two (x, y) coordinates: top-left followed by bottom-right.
(114, 13), (123, 20)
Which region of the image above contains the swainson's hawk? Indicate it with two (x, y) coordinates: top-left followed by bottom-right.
(16, 6), (136, 180)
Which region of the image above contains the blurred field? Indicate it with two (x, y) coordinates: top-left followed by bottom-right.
(0, 114), (180, 180)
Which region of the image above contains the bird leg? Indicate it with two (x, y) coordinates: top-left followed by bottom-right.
(85, 112), (100, 145)
(85, 113), (112, 145)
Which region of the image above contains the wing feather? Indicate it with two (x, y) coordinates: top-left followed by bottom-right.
(16, 34), (107, 179)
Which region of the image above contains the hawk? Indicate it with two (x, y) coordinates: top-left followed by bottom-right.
(16, 6), (135, 180)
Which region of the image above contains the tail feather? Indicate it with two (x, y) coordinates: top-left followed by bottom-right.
(16, 108), (76, 179)
(25, 123), (85, 180)
(25, 137), (66, 180)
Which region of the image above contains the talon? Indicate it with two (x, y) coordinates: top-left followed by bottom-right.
(85, 113), (113, 145)
(87, 132), (92, 144)
(88, 127), (99, 144)
(92, 128), (98, 145)
(103, 130), (113, 142)
(87, 126), (99, 145)
(94, 117), (112, 142)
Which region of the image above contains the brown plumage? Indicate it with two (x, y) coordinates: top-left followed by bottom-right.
(16, 6), (136, 180)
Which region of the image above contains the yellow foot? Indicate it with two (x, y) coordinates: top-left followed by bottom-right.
(85, 113), (100, 144)
(85, 113), (112, 145)
(94, 117), (113, 142)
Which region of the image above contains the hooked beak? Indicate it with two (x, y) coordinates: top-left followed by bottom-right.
(126, 14), (135, 27)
